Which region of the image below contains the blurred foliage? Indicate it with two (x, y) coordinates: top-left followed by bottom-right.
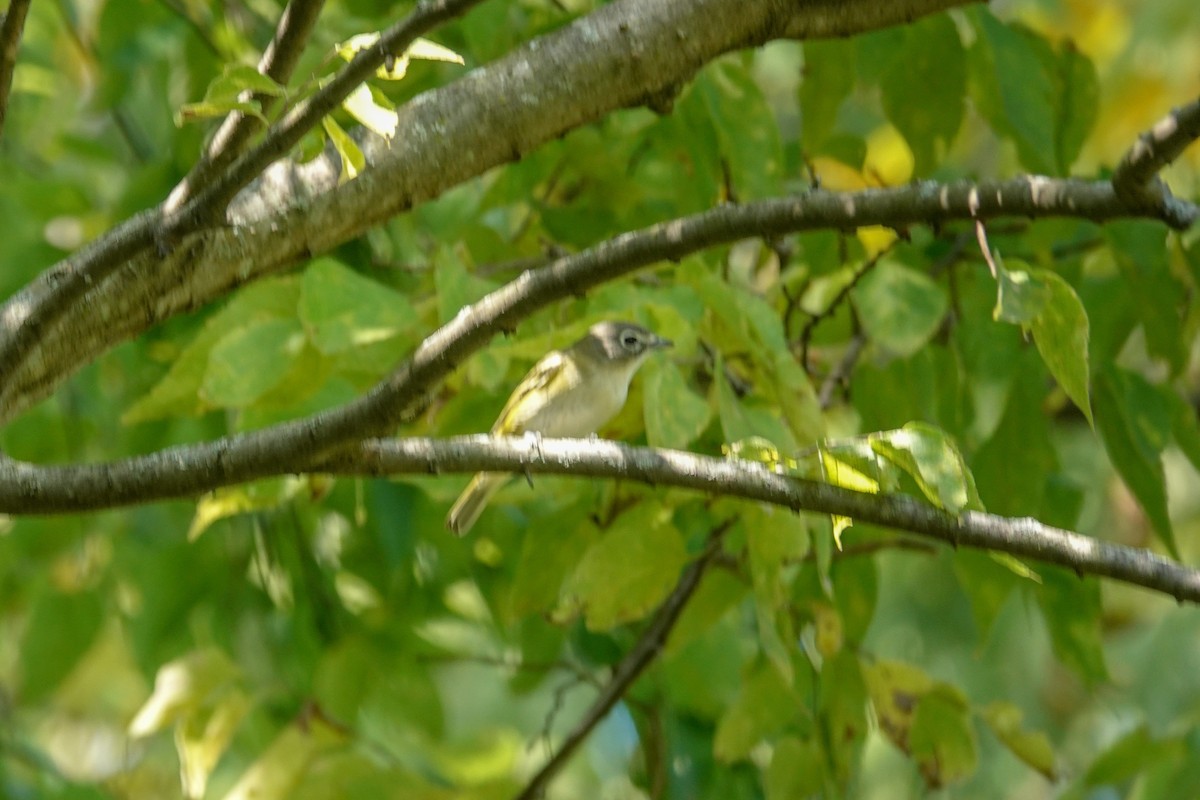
(2, 0), (1200, 798)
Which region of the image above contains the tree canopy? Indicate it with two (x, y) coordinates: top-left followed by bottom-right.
(1, 0), (1199, 798)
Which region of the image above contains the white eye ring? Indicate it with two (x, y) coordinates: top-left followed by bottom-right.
(621, 332), (640, 348)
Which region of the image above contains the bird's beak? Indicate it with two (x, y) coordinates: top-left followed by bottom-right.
(653, 335), (673, 350)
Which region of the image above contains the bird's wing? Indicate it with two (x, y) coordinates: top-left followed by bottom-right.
(490, 350), (568, 435)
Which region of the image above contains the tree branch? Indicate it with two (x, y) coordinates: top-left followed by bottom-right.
(0, 0), (32, 141)
(0, 0), (980, 421)
(3, 168), (1195, 425)
(1113, 96), (1200, 204)
(2, 436), (1198, 603)
(514, 520), (732, 800)
(169, 0), (330, 208)
(0, 0), (485, 403)
(0, 168), (1195, 512)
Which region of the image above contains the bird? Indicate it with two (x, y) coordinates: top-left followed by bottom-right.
(446, 320), (672, 535)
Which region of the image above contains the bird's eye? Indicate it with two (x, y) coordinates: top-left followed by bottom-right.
(622, 333), (640, 348)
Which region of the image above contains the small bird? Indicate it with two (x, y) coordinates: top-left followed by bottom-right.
(446, 320), (672, 535)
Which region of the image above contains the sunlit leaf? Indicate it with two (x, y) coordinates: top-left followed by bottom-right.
(870, 422), (984, 514)
(342, 84), (398, 140)
(336, 32), (464, 80)
(220, 713), (348, 800)
(322, 116), (365, 183)
(129, 649), (240, 737)
(177, 689), (251, 799)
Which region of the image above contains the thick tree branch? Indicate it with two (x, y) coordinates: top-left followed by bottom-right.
(514, 521), (732, 800)
(0, 0), (32, 141)
(2, 437), (1198, 604)
(0, 0), (485, 404)
(0, 0), (978, 421)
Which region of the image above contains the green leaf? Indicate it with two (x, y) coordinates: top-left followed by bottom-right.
(991, 260), (1092, 423)
(565, 504), (687, 630)
(993, 260), (1050, 324)
(201, 317), (306, 408)
(981, 701), (1057, 780)
(19, 588), (105, 703)
(745, 505), (807, 681)
(870, 422), (984, 514)
(1029, 269), (1092, 424)
(434, 246), (497, 324)
(644, 360), (711, 449)
(714, 661), (799, 762)
(1080, 725), (1184, 789)
(1036, 567), (1108, 685)
(1167, 389), (1200, 474)
(854, 261), (948, 358)
(176, 99), (265, 126)
(1094, 367), (1175, 556)
(299, 258), (417, 354)
(818, 649), (868, 778)
(1107, 221), (1188, 375)
(969, 13), (1060, 173)
(765, 736), (824, 799)
(864, 658), (935, 747)
(770, 349), (825, 446)
(1054, 42), (1099, 171)
(509, 515), (597, 618)
(124, 278), (300, 422)
(188, 477), (313, 541)
(322, 116), (365, 183)
(175, 64), (281, 126)
(207, 64), (284, 100)
(880, 15), (966, 175)
(910, 689), (978, 788)
(800, 40), (855, 149)
(698, 62), (783, 199)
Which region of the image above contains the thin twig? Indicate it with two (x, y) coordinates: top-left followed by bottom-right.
(514, 520), (734, 800)
(155, 0), (223, 57)
(817, 328), (865, 410)
(172, 0), (329, 207)
(799, 248), (887, 373)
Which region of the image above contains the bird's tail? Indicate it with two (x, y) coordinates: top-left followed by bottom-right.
(446, 472), (507, 536)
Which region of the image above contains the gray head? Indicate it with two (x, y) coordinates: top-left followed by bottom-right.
(577, 321), (673, 363)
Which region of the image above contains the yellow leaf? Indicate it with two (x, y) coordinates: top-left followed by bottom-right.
(342, 83), (398, 139)
(864, 124), (914, 186)
(128, 649), (239, 737)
